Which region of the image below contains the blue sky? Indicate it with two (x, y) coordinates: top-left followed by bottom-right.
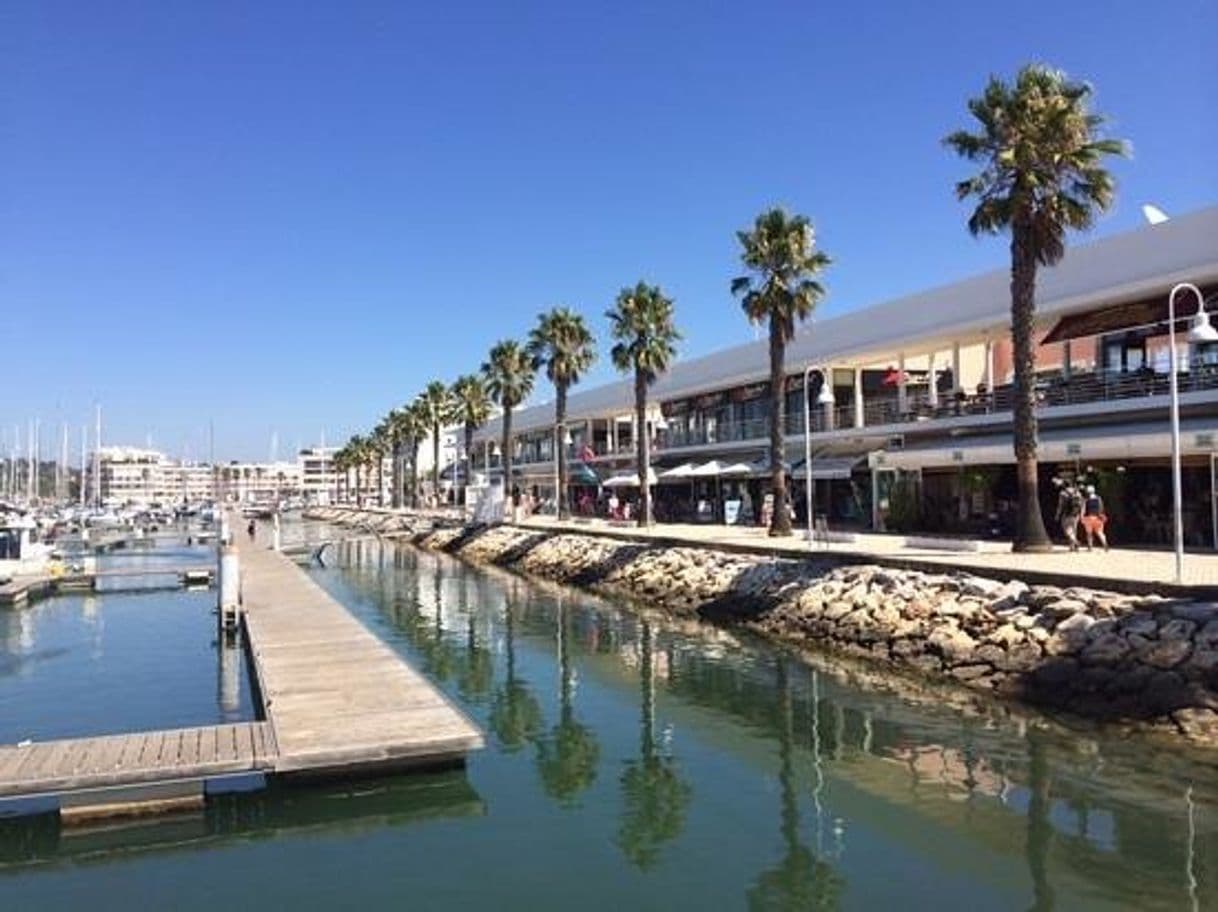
(3, 0), (1216, 461)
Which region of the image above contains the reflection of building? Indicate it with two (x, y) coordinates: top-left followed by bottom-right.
(473, 207), (1218, 545)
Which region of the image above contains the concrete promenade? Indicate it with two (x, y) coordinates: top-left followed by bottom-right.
(511, 514), (1218, 594)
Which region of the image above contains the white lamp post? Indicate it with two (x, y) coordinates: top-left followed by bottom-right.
(1168, 282), (1217, 582)
(803, 365), (836, 548)
(552, 424), (573, 519)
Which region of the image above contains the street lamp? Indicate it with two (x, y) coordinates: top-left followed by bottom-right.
(803, 365), (836, 548)
(552, 424), (574, 519)
(1168, 282), (1217, 582)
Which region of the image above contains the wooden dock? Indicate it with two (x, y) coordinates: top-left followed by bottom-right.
(238, 535), (484, 774)
(0, 531), (483, 819)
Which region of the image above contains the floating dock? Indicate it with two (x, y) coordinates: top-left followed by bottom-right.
(0, 533), (483, 820)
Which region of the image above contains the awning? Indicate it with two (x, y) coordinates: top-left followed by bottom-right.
(792, 455), (866, 480)
(689, 460), (726, 477)
(868, 419), (1218, 471)
(603, 468), (659, 487)
(1041, 288), (1217, 344)
(658, 462), (698, 482)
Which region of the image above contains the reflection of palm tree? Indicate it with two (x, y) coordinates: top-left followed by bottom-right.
(535, 598), (599, 805)
(457, 592), (494, 704)
(1025, 730), (1055, 912)
(748, 659), (843, 911)
(489, 590), (542, 752)
(617, 620), (691, 869)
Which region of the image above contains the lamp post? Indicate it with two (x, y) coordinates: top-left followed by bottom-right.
(1168, 283), (1217, 582)
(552, 423), (573, 519)
(803, 365), (836, 548)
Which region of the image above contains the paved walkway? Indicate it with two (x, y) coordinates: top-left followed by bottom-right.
(512, 515), (1218, 593)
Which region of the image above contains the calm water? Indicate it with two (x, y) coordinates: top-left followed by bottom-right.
(1, 528), (1216, 910)
(0, 538), (253, 742)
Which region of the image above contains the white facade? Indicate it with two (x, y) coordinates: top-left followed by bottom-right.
(299, 446), (337, 504)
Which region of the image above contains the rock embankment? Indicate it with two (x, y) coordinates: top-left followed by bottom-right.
(307, 508), (1218, 744)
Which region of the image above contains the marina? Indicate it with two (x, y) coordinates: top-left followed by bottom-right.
(0, 523), (483, 821)
(5, 532), (1213, 908)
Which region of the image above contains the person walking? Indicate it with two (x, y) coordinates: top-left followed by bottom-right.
(1055, 481), (1083, 552)
(1080, 485), (1109, 551)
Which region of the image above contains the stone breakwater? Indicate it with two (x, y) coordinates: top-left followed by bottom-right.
(308, 508), (1218, 745)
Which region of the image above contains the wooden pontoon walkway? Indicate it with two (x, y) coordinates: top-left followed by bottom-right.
(0, 723), (276, 802)
(238, 534), (483, 774)
(0, 531), (482, 818)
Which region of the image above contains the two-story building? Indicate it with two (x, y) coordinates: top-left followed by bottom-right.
(472, 206), (1218, 546)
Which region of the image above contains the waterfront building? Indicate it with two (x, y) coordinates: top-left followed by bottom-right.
(299, 446), (338, 505)
(217, 460), (304, 505)
(96, 447), (172, 505)
(472, 205), (1218, 545)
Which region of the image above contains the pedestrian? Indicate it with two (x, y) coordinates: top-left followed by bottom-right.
(1055, 481), (1083, 551)
(1080, 485), (1109, 551)
(247, 518), (256, 541)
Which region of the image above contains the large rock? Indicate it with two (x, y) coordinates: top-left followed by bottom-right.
(928, 625), (977, 662)
(1139, 637), (1192, 670)
(1081, 633), (1131, 665)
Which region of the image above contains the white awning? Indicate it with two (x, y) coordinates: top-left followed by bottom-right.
(689, 460), (726, 477)
(792, 456), (866, 480)
(603, 468), (660, 487)
(658, 462), (698, 482)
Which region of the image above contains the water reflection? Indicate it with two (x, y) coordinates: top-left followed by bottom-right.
(534, 595), (600, 807)
(319, 535), (1218, 910)
(617, 620), (691, 869)
(747, 659), (843, 909)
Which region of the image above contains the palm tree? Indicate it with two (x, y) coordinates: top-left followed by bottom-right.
(370, 420), (391, 507)
(419, 381), (454, 506)
(732, 208), (831, 537)
(946, 64), (1126, 551)
(451, 374), (492, 507)
(345, 434), (367, 506)
(528, 308), (596, 520)
(607, 282), (680, 527)
(396, 401), (428, 509)
(482, 340), (536, 516)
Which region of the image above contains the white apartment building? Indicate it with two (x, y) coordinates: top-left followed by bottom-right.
(299, 446), (337, 505)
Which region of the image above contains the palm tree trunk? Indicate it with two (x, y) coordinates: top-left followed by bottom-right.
(462, 422), (474, 510)
(356, 465), (363, 508)
(432, 423), (441, 506)
(411, 442), (421, 509)
(635, 372), (650, 527)
(556, 383), (569, 520)
(1011, 219), (1052, 551)
(502, 406), (514, 520)
(768, 319), (793, 536)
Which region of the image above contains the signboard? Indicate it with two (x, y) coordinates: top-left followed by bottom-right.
(731, 382), (768, 403)
(1066, 443), (1082, 456)
(724, 499), (742, 525)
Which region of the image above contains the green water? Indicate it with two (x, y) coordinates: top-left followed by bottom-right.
(1, 531), (1216, 910)
(0, 540), (253, 743)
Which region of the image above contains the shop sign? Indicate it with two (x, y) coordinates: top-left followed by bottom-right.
(1066, 443), (1082, 456)
(1196, 433), (1214, 448)
(694, 391), (726, 409)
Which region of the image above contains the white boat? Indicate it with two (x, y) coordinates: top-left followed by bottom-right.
(0, 514), (56, 580)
